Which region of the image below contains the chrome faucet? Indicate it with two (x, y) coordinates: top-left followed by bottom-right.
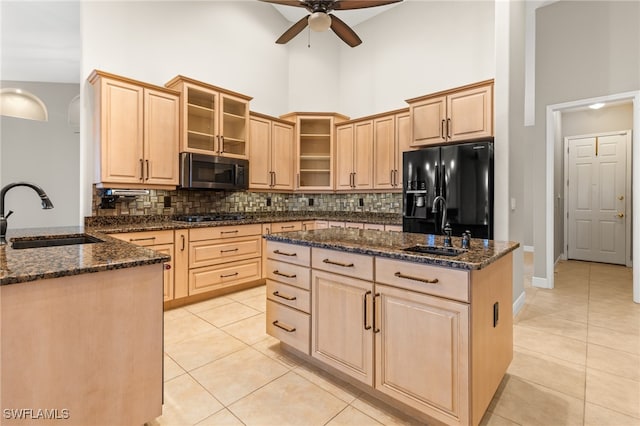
(431, 195), (447, 233)
(1, 182), (54, 244)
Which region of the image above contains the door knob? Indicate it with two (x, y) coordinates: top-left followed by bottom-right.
(617, 212), (625, 218)
(618, 195), (624, 201)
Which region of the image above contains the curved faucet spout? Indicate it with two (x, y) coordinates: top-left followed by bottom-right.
(431, 195), (447, 233)
(1, 182), (54, 244)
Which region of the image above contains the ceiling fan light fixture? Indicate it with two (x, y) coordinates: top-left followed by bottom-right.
(0, 88), (48, 121)
(308, 12), (331, 32)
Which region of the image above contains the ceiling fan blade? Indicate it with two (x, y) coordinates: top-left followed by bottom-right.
(329, 14), (362, 47)
(275, 15), (310, 44)
(332, 0), (402, 11)
(259, 0), (307, 7)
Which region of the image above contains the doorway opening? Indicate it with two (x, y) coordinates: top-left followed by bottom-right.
(545, 91), (640, 303)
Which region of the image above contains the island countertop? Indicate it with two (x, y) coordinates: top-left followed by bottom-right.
(263, 228), (519, 270)
(0, 226), (170, 286)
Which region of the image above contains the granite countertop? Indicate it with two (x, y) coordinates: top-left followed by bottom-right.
(86, 212), (402, 234)
(264, 228), (519, 270)
(0, 227), (170, 286)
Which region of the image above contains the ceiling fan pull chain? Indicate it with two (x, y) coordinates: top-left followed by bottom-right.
(307, 27), (311, 48)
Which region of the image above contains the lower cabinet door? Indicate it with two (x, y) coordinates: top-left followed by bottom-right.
(374, 284), (470, 426)
(188, 258), (261, 295)
(311, 270), (374, 386)
(266, 300), (310, 354)
(152, 243), (174, 302)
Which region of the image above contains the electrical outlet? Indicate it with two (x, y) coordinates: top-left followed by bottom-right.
(266, 197), (271, 207)
(164, 196), (171, 208)
(309, 198), (314, 206)
(359, 198), (364, 207)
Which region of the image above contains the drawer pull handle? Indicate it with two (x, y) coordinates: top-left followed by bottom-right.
(323, 259), (354, 268)
(273, 291), (297, 301)
(220, 248), (239, 253)
(273, 270), (297, 279)
(273, 249), (297, 257)
(130, 237), (156, 242)
(221, 230), (239, 234)
(394, 272), (439, 284)
(220, 272), (239, 278)
(272, 320), (296, 333)
(281, 225), (295, 230)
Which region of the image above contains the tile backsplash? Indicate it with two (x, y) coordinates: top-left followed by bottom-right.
(92, 186), (402, 217)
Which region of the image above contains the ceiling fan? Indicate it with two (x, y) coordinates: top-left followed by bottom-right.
(261, 0), (403, 47)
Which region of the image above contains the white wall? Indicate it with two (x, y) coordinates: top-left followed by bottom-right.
(0, 81), (80, 228)
(531, 1), (640, 283)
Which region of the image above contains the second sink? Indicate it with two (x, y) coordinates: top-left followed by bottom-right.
(11, 234), (103, 250)
(403, 245), (467, 257)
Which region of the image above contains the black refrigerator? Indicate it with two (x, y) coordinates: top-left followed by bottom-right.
(402, 140), (494, 239)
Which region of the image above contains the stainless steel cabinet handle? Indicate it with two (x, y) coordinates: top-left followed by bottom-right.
(323, 259), (354, 268)
(272, 320), (296, 333)
(273, 291), (296, 301)
(363, 291), (372, 330)
(373, 293), (381, 333)
(220, 248), (239, 253)
(220, 272), (239, 278)
(273, 249), (297, 257)
(394, 271), (439, 284)
(273, 270), (296, 279)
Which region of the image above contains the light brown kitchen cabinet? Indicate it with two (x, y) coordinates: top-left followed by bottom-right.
(166, 75), (252, 159)
(408, 80), (493, 146)
(249, 112), (295, 191)
(335, 120), (374, 191)
(373, 109), (412, 190)
(261, 222), (303, 278)
(89, 70), (180, 189)
(280, 112), (349, 191)
(107, 230), (175, 302)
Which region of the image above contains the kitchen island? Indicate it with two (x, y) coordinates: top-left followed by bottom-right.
(263, 228), (519, 426)
(1, 227), (169, 426)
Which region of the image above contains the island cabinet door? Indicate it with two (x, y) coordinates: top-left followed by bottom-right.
(311, 270), (374, 386)
(374, 284), (470, 426)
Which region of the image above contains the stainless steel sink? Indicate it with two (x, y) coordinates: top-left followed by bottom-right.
(403, 245), (467, 257)
(11, 234), (103, 249)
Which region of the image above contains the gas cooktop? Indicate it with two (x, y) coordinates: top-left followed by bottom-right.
(174, 214), (248, 223)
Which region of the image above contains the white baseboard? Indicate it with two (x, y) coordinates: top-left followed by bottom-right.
(512, 290), (526, 316)
(523, 245), (534, 252)
(532, 276), (551, 289)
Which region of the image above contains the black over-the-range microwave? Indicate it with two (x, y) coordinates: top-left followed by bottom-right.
(179, 152), (248, 190)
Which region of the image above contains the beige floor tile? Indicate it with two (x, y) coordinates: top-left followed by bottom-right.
(584, 402), (640, 426)
(478, 410), (521, 426)
(325, 406), (384, 426)
(164, 312), (217, 345)
(157, 374), (223, 425)
(165, 328), (247, 372)
(221, 312), (270, 345)
(585, 368), (640, 418)
(228, 371), (347, 426)
(349, 393), (420, 426)
(191, 346), (289, 406)
(227, 284), (266, 301)
(238, 293), (267, 312)
(514, 325), (587, 365)
(488, 374), (584, 426)
(251, 335), (301, 369)
(506, 348), (585, 400)
(293, 363), (362, 404)
(163, 307), (192, 321)
(587, 309), (640, 335)
(514, 309), (587, 341)
(196, 301), (261, 328)
(164, 354), (185, 382)
(588, 324), (640, 355)
(587, 343), (640, 381)
(184, 296), (235, 314)
(195, 408), (244, 426)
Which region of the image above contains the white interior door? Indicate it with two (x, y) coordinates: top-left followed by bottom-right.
(567, 133), (628, 264)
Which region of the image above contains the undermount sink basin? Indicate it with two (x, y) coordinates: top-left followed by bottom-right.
(403, 245), (467, 257)
(11, 234), (103, 250)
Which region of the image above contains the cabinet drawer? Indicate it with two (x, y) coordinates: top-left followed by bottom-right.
(266, 299), (310, 355)
(376, 257), (469, 302)
(189, 236), (261, 268)
(109, 229), (174, 246)
(266, 241), (311, 267)
(271, 221), (302, 233)
(312, 247), (374, 281)
(190, 223), (262, 242)
(328, 221), (345, 229)
(266, 259), (310, 290)
(189, 258), (261, 296)
(266, 280), (310, 313)
(363, 223), (384, 231)
(344, 222), (364, 230)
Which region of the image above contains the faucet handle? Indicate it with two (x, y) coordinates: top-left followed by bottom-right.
(443, 223), (452, 247)
(4, 210), (13, 219)
(461, 230), (471, 249)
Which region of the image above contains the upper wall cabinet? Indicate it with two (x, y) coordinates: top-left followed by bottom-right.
(249, 112), (295, 191)
(280, 112), (349, 192)
(89, 70), (180, 189)
(335, 120), (373, 192)
(407, 80), (493, 146)
(373, 109), (412, 191)
(165, 76), (252, 159)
